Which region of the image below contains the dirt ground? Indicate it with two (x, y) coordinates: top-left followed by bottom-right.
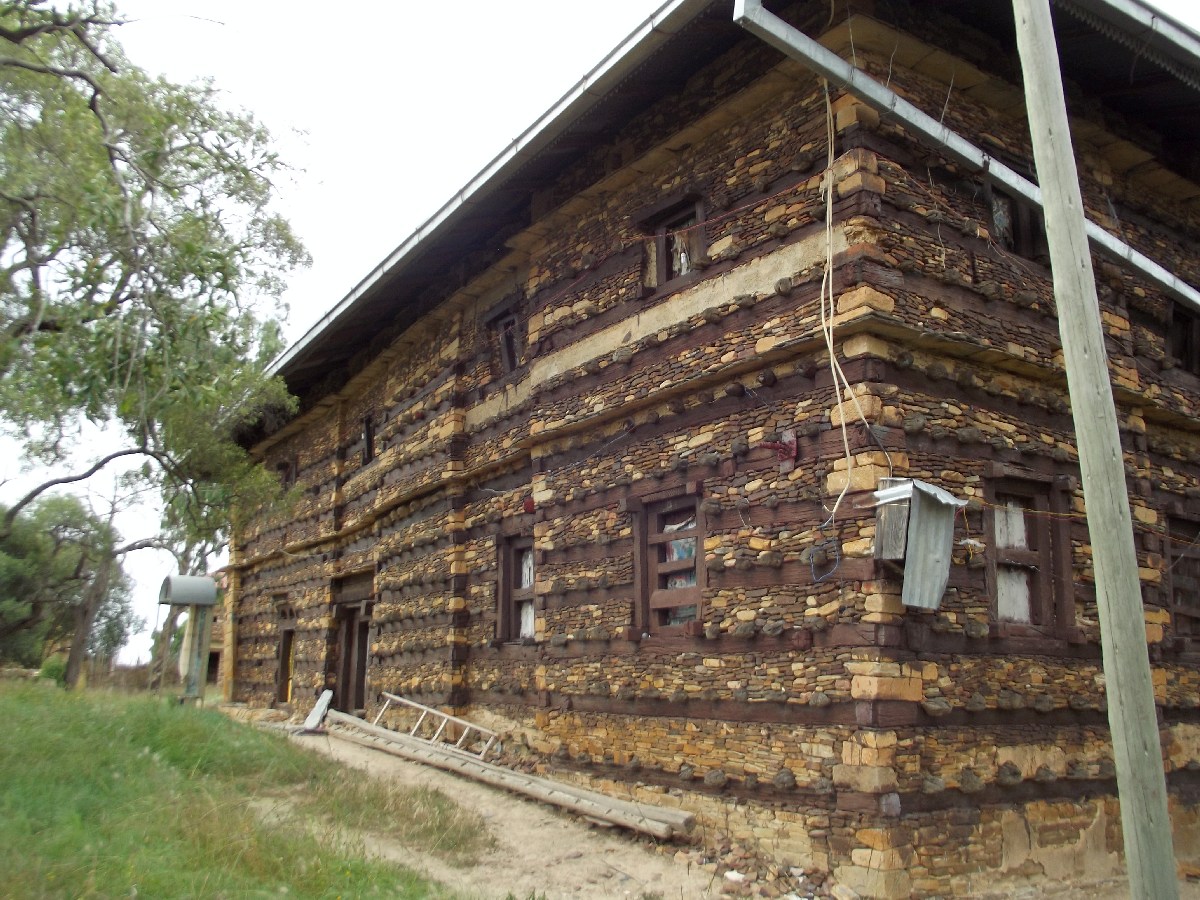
(293, 729), (725, 899)
(290, 728), (1200, 900)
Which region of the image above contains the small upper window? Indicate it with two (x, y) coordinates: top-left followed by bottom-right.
(638, 194), (705, 290)
(362, 414), (376, 465)
(985, 475), (1071, 635)
(1168, 305), (1200, 375)
(494, 312), (522, 374)
(990, 188), (1049, 264)
(275, 459), (296, 489)
(498, 538), (536, 642)
(1169, 517), (1200, 642)
(644, 495), (703, 630)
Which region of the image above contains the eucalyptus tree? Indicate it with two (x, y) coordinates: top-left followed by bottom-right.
(0, 495), (137, 670)
(0, 1), (305, 664)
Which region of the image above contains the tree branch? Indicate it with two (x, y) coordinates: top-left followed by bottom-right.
(2, 447), (152, 535)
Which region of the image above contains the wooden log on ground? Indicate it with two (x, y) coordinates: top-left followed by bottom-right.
(323, 709), (690, 839)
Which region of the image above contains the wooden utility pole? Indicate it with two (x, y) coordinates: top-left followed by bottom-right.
(1012, 1), (1177, 896)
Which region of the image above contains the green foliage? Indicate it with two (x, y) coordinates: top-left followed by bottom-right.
(0, 683), (455, 898)
(298, 775), (497, 867)
(0, 1), (306, 564)
(0, 495), (135, 667)
(37, 654), (65, 684)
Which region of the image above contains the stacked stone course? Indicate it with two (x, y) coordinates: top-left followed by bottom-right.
(230, 3), (1200, 895)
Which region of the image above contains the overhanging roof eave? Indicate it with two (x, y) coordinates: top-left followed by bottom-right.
(270, 0), (718, 380)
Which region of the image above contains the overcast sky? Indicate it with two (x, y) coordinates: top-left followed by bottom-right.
(24, 0), (1200, 663)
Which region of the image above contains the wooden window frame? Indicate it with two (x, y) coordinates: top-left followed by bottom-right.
(1168, 304), (1200, 375)
(361, 414), (376, 466)
(636, 191), (706, 291)
(628, 480), (706, 635)
(495, 313), (522, 374)
(274, 598), (297, 705)
(484, 293), (527, 379)
(274, 457), (296, 489)
(1168, 514), (1200, 647)
(988, 185), (1049, 264)
(497, 536), (536, 644)
(984, 471), (1073, 638)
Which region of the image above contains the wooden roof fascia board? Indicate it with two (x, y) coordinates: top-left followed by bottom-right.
(271, 0), (716, 381)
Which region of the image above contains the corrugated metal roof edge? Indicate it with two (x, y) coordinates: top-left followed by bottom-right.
(270, 0), (717, 378)
(1061, 0), (1200, 89)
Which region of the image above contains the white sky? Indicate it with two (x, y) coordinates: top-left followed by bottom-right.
(9, 0), (1199, 664)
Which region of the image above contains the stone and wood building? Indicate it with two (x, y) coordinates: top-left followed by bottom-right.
(228, 0), (1200, 894)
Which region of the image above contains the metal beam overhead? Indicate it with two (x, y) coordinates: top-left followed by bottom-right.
(731, 0), (1200, 316)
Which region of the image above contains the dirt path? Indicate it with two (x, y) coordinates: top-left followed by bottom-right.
(290, 728), (1200, 900)
(293, 729), (728, 899)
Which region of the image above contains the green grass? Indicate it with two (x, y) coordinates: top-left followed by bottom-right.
(0, 682), (491, 898)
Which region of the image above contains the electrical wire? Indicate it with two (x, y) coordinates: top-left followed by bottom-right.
(816, 82), (893, 532)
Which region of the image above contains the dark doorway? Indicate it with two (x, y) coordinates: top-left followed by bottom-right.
(330, 571), (375, 714)
(276, 628), (295, 704)
(333, 604), (371, 713)
(274, 599), (298, 706)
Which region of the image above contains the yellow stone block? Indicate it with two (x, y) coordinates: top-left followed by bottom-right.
(850, 847), (912, 870)
(1145, 608), (1171, 625)
(864, 594), (904, 616)
(845, 660), (902, 677)
(842, 334), (892, 359)
(837, 284), (896, 316)
(827, 464), (889, 494)
(860, 731), (897, 749)
(808, 599), (842, 618)
(851, 675), (922, 702)
(830, 396), (884, 426)
(861, 612), (902, 624)
(837, 171), (887, 196)
(832, 96), (882, 134)
(832, 763), (898, 793)
(857, 827), (903, 851)
(1146, 624), (1164, 644)
(1132, 505), (1158, 525)
(756, 334), (784, 354)
(709, 235), (734, 256)
(842, 538), (874, 557)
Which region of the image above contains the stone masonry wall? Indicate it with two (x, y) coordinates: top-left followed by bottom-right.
(232, 5), (1200, 895)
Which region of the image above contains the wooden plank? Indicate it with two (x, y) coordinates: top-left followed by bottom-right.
(1013, 4), (1177, 897)
(301, 689), (333, 732)
(324, 709), (693, 837)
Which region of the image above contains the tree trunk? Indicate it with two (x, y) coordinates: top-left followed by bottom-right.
(64, 553), (112, 690)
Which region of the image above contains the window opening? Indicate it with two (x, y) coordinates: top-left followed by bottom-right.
(362, 414), (376, 465)
(499, 538), (536, 642)
(639, 195), (705, 290)
(1170, 517), (1200, 640)
(275, 459), (296, 489)
(647, 496), (702, 629)
(994, 495), (1038, 624)
(985, 476), (1070, 635)
(990, 189), (1049, 263)
(662, 209), (698, 282)
(274, 598), (297, 705)
(494, 312), (522, 374)
(1168, 305), (1200, 375)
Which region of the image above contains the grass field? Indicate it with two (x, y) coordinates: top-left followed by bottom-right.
(0, 681), (492, 898)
